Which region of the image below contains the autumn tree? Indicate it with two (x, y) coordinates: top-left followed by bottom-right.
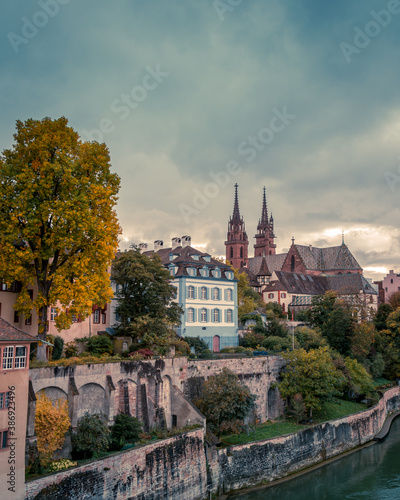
(0, 117), (120, 360)
(278, 347), (345, 417)
(35, 393), (71, 467)
(194, 368), (256, 435)
(111, 247), (182, 345)
(389, 291), (400, 311)
(233, 268), (262, 318)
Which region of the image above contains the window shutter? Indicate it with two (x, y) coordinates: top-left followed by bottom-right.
(205, 309), (208, 322)
(193, 286), (197, 299)
(206, 287), (209, 300)
(193, 309), (197, 322)
(224, 309), (227, 322)
(224, 289), (227, 301)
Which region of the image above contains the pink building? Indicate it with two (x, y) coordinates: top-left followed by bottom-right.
(382, 270), (400, 302)
(0, 318), (37, 500)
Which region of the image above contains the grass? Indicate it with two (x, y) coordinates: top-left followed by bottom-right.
(373, 377), (393, 388)
(220, 398), (368, 446)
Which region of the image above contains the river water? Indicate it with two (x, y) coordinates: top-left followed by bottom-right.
(231, 417), (400, 500)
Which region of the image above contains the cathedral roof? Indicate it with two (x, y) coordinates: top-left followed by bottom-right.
(248, 254), (286, 275)
(294, 244), (362, 272)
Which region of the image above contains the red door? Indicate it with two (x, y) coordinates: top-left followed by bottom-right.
(213, 335), (220, 352)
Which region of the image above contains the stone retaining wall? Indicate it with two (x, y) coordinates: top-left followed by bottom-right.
(25, 428), (207, 500)
(210, 386), (400, 494)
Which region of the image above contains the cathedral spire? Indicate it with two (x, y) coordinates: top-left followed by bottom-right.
(258, 187), (268, 228)
(232, 183), (241, 222)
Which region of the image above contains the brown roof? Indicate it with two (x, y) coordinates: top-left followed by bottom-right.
(0, 317), (38, 342)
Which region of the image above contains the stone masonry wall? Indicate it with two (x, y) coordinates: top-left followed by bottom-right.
(183, 357), (285, 421)
(25, 428), (207, 500)
(210, 386), (400, 495)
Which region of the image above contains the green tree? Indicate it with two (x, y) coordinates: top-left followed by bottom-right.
(184, 336), (209, 354)
(110, 413), (142, 451)
(265, 317), (289, 338)
(71, 413), (110, 459)
(51, 336), (64, 360)
(350, 322), (375, 360)
(332, 354), (375, 397)
(278, 347), (345, 417)
(194, 368), (256, 435)
(0, 117), (120, 360)
(112, 248), (182, 344)
(373, 303), (394, 332)
(265, 302), (286, 319)
(295, 326), (327, 351)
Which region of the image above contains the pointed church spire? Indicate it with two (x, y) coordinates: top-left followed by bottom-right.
(258, 187), (268, 228)
(232, 183), (241, 221)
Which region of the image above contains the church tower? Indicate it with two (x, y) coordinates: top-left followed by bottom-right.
(225, 184), (249, 268)
(254, 187), (276, 257)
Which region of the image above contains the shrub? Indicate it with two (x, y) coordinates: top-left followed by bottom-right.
(198, 349), (213, 359)
(86, 335), (113, 357)
(184, 336), (210, 354)
(64, 341), (78, 358)
(52, 336), (64, 360)
(71, 413), (110, 459)
(110, 413), (142, 451)
(130, 348), (154, 359)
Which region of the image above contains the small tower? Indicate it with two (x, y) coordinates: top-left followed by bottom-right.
(254, 187), (276, 257)
(225, 184), (249, 268)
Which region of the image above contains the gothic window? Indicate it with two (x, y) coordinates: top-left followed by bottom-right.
(240, 247), (243, 258)
(230, 247), (233, 259)
(291, 255), (295, 272)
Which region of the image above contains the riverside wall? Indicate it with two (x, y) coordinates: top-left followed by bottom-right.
(209, 386), (400, 495)
(25, 428), (207, 500)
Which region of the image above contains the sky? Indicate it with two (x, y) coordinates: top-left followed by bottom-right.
(1, 0), (400, 280)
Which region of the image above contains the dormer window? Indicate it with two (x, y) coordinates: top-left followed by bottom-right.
(213, 268), (221, 278)
(187, 267), (196, 276)
(169, 253), (174, 262)
(226, 271), (233, 280)
(192, 254), (199, 261)
(201, 267), (209, 277)
(204, 255), (211, 263)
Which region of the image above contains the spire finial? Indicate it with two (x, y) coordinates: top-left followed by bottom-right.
(291, 236), (295, 245)
(342, 230), (345, 245)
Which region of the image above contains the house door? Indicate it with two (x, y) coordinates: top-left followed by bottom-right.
(213, 335), (220, 352)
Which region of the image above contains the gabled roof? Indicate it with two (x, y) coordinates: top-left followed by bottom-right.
(326, 274), (377, 295)
(294, 244), (362, 272)
(0, 318), (37, 342)
(248, 254), (286, 275)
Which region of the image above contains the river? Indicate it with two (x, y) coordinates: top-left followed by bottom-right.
(230, 416), (400, 499)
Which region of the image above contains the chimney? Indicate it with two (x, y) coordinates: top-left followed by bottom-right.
(171, 237), (181, 250)
(138, 243), (148, 253)
(154, 240), (163, 252)
(181, 235), (191, 248)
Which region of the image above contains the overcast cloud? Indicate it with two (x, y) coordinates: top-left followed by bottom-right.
(1, 0), (400, 279)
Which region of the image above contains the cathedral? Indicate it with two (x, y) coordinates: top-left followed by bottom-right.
(225, 185), (378, 315)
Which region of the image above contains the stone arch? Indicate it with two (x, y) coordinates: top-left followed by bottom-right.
(36, 386), (68, 405)
(162, 375), (172, 429)
(114, 378), (138, 417)
(77, 383), (106, 420)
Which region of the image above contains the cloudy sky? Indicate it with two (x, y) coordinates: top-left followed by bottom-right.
(1, 0), (400, 280)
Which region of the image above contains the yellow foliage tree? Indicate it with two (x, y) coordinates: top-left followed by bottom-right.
(0, 117), (121, 360)
(35, 393), (71, 466)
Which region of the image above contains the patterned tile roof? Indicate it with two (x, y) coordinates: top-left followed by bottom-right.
(295, 244), (362, 271)
(0, 317), (37, 342)
(248, 254), (286, 275)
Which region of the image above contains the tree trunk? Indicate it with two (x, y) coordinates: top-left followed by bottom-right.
(36, 304), (49, 362)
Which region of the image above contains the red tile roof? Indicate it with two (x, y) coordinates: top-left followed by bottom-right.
(0, 317), (38, 342)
